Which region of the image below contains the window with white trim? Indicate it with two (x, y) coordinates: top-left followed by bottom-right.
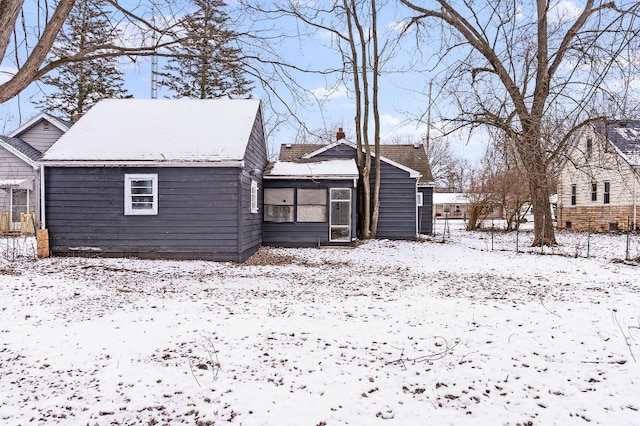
(251, 180), (259, 213)
(124, 174), (158, 215)
(416, 192), (423, 207)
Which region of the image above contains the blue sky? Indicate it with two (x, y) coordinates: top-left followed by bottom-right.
(5, 0), (620, 164)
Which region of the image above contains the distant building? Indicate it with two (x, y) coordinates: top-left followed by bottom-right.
(557, 120), (640, 232)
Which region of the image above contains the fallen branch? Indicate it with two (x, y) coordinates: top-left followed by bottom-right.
(613, 309), (636, 362)
(387, 337), (461, 370)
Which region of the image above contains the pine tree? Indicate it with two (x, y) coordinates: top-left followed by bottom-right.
(36, 0), (129, 121)
(157, 0), (252, 99)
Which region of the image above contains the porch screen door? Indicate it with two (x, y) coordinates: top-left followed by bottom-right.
(329, 188), (351, 242)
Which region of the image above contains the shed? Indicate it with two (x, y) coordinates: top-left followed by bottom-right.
(40, 98), (267, 261)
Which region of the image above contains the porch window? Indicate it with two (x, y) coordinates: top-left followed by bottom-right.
(603, 181), (610, 204)
(124, 174), (158, 215)
(297, 189), (327, 222)
(571, 184), (576, 205)
(264, 188), (294, 222)
(591, 181), (597, 202)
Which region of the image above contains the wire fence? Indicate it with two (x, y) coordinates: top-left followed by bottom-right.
(433, 218), (640, 262)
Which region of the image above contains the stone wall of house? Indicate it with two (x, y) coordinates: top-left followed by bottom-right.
(558, 205), (639, 232)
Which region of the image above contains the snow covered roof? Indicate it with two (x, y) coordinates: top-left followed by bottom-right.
(432, 192), (470, 204)
(593, 120), (640, 166)
(279, 141), (424, 180)
(41, 99), (262, 164)
(264, 159), (359, 180)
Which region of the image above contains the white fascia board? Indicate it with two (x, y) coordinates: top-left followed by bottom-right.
(303, 140), (422, 178)
(8, 113), (70, 137)
(0, 141), (38, 169)
(263, 174), (358, 180)
(38, 160), (246, 168)
(301, 141), (345, 159)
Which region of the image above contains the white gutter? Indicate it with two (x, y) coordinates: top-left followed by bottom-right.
(40, 164), (46, 229)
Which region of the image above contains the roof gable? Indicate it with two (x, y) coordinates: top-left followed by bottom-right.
(279, 140), (432, 181)
(8, 112), (71, 138)
(0, 135), (42, 167)
(41, 99), (262, 163)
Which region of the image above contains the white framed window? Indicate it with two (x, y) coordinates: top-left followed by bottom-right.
(416, 192), (424, 207)
(124, 174), (158, 215)
(251, 180), (259, 213)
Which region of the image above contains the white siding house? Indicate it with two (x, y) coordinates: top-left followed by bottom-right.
(557, 120), (640, 232)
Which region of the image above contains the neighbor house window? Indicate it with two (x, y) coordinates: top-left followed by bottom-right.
(264, 188), (294, 222)
(603, 181), (610, 204)
(586, 137), (593, 159)
(124, 174), (158, 215)
(591, 182), (597, 202)
(571, 184), (577, 205)
(251, 180), (259, 213)
(416, 192), (424, 207)
(297, 189), (327, 222)
(455, 205), (461, 214)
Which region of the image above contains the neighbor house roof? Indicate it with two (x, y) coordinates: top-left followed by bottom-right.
(0, 135), (42, 167)
(279, 141), (433, 183)
(594, 120), (640, 166)
(432, 192), (470, 205)
(264, 159), (359, 180)
(8, 112), (71, 138)
(41, 99), (262, 164)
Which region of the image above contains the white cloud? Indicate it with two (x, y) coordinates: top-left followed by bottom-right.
(310, 85), (349, 100)
(549, 0), (583, 22)
(0, 67), (16, 85)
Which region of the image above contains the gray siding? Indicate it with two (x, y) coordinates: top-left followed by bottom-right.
(320, 145), (418, 239)
(17, 121), (65, 153)
(0, 147), (40, 226)
(45, 166), (256, 261)
(238, 108), (268, 253)
(262, 180), (357, 246)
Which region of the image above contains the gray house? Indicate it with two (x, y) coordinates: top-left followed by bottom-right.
(0, 113), (70, 233)
(277, 136), (434, 240)
(40, 99), (267, 262)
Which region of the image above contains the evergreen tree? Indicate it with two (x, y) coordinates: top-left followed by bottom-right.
(158, 0), (252, 99)
(36, 0), (129, 121)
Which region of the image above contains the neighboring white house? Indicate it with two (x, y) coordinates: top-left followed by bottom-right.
(0, 113), (71, 233)
(557, 120), (640, 232)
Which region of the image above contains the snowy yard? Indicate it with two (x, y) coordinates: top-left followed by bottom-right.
(1, 226), (639, 425)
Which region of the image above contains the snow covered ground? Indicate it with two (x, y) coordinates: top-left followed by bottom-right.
(1, 225), (639, 425)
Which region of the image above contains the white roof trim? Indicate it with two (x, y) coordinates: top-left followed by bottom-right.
(8, 112), (70, 137)
(39, 160), (245, 168)
(302, 140), (422, 179)
(0, 140), (38, 169)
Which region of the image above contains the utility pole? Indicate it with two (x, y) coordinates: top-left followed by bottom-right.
(424, 80), (432, 155)
(151, 16), (158, 99)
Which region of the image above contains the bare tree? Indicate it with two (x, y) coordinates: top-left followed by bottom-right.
(400, 0), (640, 245)
(237, 0), (394, 239)
(0, 0), (189, 104)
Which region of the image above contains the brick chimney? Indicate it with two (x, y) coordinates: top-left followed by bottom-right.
(336, 127), (346, 141)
